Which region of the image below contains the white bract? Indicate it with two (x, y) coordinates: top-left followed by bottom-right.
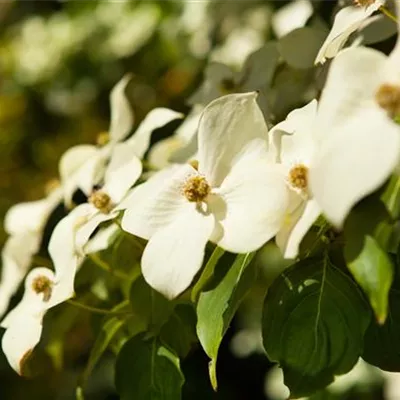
(270, 100), (321, 258)
(59, 75), (182, 207)
(310, 35), (400, 226)
(0, 187), (62, 317)
(121, 92), (289, 299)
(315, 0), (385, 64)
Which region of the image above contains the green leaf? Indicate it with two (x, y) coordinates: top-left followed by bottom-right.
(160, 304), (197, 358)
(191, 246), (225, 302)
(381, 174), (400, 220)
(278, 27), (326, 69)
(363, 264), (400, 371)
(345, 236), (394, 324)
(344, 197), (395, 322)
(196, 252), (256, 390)
(130, 276), (175, 332)
(115, 335), (184, 400)
(80, 302), (130, 386)
(262, 257), (370, 398)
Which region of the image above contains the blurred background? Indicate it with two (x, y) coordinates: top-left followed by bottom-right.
(0, 0), (397, 399)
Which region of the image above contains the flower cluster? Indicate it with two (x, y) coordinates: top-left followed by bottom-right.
(1, 0), (400, 389)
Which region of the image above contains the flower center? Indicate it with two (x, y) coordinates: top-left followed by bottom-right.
(182, 175), (211, 202)
(32, 275), (53, 302)
(96, 131), (110, 146)
(288, 164), (308, 190)
(376, 83), (400, 119)
(88, 190), (113, 213)
(353, 0), (376, 6)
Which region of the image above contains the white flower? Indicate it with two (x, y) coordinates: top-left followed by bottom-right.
(71, 143), (143, 253)
(269, 100), (321, 258)
(315, 0), (385, 64)
(272, 33), (400, 246)
(59, 75), (182, 207)
(121, 92), (289, 299)
(0, 187), (62, 317)
(310, 41), (400, 226)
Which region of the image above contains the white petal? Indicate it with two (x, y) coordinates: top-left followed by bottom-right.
(85, 224), (119, 254)
(269, 99), (318, 164)
(59, 145), (99, 206)
(198, 92), (269, 186)
(121, 164), (192, 239)
(0, 233), (41, 317)
(48, 205), (89, 297)
(2, 314), (43, 375)
(210, 139), (289, 253)
(75, 211), (116, 255)
(125, 108), (183, 159)
(4, 189), (62, 236)
(109, 74), (134, 143)
(310, 109), (400, 227)
(316, 46), (387, 139)
(276, 197), (320, 259)
(103, 144), (142, 203)
(1, 267), (54, 329)
(147, 136), (186, 170)
(315, 3), (383, 64)
(142, 203), (214, 299)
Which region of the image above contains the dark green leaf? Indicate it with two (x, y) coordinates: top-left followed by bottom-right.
(160, 304), (197, 358)
(262, 257), (370, 398)
(196, 252), (256, 390)
(130, 276), (175, 332)
(115, 335), (184, 400)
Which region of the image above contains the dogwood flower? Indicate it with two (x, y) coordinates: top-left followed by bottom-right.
(315, 0), (385, 64)
(269, 100), (321, 258)
(310, 36), (400, 226)
(0, 186), (62, 317)
(70, 142), (143, 253)
(59, 75), (182, 206)
(121, 92), (289, 299)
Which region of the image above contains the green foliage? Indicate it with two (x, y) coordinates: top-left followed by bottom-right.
(196, 252), (256, 390)
(115, 335), (184, 400)
(262, 257), (371, 398)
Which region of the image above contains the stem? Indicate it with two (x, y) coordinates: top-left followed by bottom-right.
(88, 253), (130, 280)
(67, 299), (131, 316)
(380, 6), (397, 23)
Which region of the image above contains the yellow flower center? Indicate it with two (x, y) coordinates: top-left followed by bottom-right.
(353, 0), (376, 6)
(376, 83), (400, 119)
(182, 175), (211, 202)
(96, 131), (110, 146)
(32, 275), (53, 302)
(44, 178), (60, 196)
(88, 190), (113, 213)
(289, 164), (309, 190)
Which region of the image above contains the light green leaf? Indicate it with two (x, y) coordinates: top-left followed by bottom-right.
(381, 173), (400, 220)
(262, 257), (370, 398)
(191, 246), (225, 302)
(115, 335), (184, 400)
(278, 27), (326, 69)
(344, 196), (395, 322)
(196, 252), (256, 390)
(345, 236), (393, 324)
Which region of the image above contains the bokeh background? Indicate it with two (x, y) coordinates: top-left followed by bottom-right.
(0, 0), (396, 399)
